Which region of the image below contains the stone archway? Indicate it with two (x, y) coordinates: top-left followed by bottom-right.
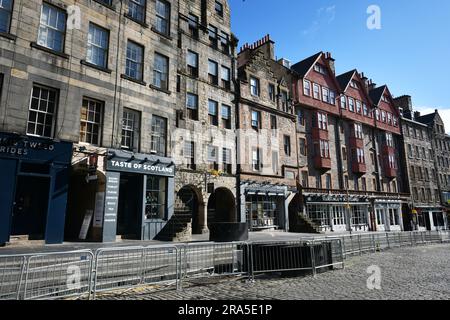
(207, 188), (237, 228)
(176, 185), (205, 234)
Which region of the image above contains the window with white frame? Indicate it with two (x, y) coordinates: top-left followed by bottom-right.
(186, 93), (198, 120)
(128, 0), (146, 23)
(340, 96), (347, 109)
(386, 133), (394, 147)
(27, 85), (58, 138)
(0, 0), (14, 33)
(125, 41), (144, 81)
(306, 204), (330, 227)
(87, 23), (109, 68)
(208, 60), (218, 85)
(37, 3), (67, 52)
(348, 97), (355, 112)
(333, 206), (346, 226)
(184, 141), (195, 170)
(381, 110), (387, 122)
(250, 77), (260, 96)
(303, 80), (311, 96)
(351, 206), (367, 226)
(356, 148), (365, 164)
(221, 104), (231, 129)
(186, 50), (199, 77)
(208, 99), (218, 126)
(153, 52), (169, 90)
(251, 110), (261, 129)
(363, 103), (368, 116)
(322, 87), (330, 103)
(356, 100), (362, 113)
(207, 145), (219, 170)
(80, 98), (103, 145)
(330, 91), (336, 105)
(320, 140), (330, 158)
(121, 108), (140, 151)
(313, 83), (320, 100)
(151, 115), (167, 157)
(221, 66), (231, 90)
(155, 0), (170, 36)
(317, 112), (328, 130)
(354, 123), (363, 139)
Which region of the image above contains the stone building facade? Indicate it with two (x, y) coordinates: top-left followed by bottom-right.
(396, 95), (449, 231)
(172, 0), (238, 238)
(236, 36), (298, 232)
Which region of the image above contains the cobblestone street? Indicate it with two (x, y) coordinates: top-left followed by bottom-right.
(95, 244), (450, 300)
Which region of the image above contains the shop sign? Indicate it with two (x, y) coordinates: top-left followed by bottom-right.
(106, 159), (175, 177)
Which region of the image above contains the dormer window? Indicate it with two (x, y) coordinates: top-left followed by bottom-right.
(350, 80), (358, 89)
(382, 95), (389, 103)
(314, 64), (328, 75)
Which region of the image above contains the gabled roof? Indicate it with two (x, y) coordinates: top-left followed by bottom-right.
(291, 52), (322, 77)
(369, 85), (387, 106)
(336, 70), (356, 92)
(416, 112), (437, 125)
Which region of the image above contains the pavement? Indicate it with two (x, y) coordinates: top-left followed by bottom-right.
(0, 231), (351, 255)
(94, 244), (450, 300)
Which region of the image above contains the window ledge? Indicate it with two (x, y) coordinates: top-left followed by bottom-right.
(124, 13), (149, 28)
(30, 42), (69, 59)
(149, 84), (171, 95)
(81, 60), (112, 74)
(151, 26), (173, 41)
(0, 32), (17, 41)
(121, 74), (147, 86)
(93, 0), (116, 11)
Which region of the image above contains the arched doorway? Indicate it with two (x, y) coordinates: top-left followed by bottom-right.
(288, 193), (302, 232)
(176, 186), (203, 234)
(207, 188), (237, 228)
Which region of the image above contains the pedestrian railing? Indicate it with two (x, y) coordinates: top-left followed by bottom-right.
(0, 230), (448, 300)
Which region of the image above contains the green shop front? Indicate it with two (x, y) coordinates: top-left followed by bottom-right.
(101, 150), (176, 242)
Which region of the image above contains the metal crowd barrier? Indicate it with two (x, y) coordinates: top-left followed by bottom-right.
(23, 250), (94, 300)
(0, 230), (449, 300)
(178, 242), (247, 287)
(92, 245), (179, 299)
(0, 255), (27, 300)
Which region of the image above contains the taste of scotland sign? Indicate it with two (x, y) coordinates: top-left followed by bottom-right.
(106, 159), (175, 177)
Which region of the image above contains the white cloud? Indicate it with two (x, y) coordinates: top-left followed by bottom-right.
(415, 107), (450, 134)
(302, 5), (336, 36)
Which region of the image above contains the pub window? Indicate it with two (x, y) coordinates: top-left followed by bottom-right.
(37, 3), (67, 53)
(221, 104), (231, 129)
(221, 66), (231, 90)
(125, 40), (144, 81)
(145, 176), (167, 220)
(222, 148), (232, 174)
(151, 115), (167, 157)
(87, 23), (109, 68)
(27, 85), (58, 138)
(80, 98), (103, 146)
(186, 93), (198, 120)
(208, 60), (218, 85)
(155, 0), (170, 36)
(121, 108), (140, 152)
(128, 0), (146, 23)
(0, 0), (13, 33)
(187, 50), (199, 78)
(153, 52), (169, 90)
(208, 99), (218, 126)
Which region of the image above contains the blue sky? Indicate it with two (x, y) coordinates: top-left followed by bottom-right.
(229, 0), (450, 131)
